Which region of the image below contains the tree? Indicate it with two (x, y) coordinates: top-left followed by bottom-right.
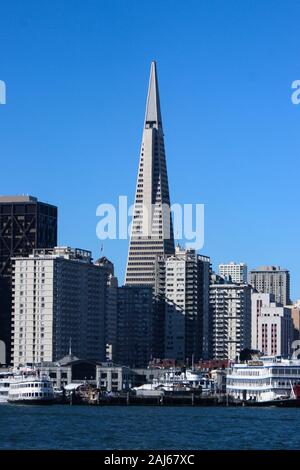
(239, 348), (260, 362)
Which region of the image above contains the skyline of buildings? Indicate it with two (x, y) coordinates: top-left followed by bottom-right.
(8, 241), (296, 367)
(0, 62), (299, 368)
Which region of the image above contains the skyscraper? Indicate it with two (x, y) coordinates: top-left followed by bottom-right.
(12, 247), (107, 366)
(249, 266), (291, 306)
(155, 246), (211, 362)
(210, 276), (252, 360)
(125, 61), (174, 286)
(0, 195), (57, 364)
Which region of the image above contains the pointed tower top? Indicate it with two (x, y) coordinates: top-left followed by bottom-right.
(144, 61), (162, 129)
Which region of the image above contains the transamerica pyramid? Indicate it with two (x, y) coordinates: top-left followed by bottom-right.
(125, 61), (175, 286)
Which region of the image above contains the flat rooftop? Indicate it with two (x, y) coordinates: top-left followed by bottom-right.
(0, 195), (38, 203)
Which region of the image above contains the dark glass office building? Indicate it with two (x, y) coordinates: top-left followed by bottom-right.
(0, 195), (57, 364)
(116, 286), (154, 367)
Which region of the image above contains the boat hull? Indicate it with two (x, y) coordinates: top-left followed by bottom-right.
(8, 399), (55, 405)
(243, 398), (300, 407)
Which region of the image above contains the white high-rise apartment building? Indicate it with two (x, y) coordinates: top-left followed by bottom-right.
(218, 262), (247, 284)
(251, 292), (293, 357)
(155, 246), (210, 362)
(12, 247), (108, 366)
(210, 277), (252, 360)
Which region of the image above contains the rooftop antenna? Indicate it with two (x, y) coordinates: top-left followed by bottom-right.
(69, 337), (72, 356)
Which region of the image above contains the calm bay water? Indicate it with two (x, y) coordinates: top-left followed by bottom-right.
(0, 404), (300, 450)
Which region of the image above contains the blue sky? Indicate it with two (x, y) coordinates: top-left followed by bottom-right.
(1, 0), (300, 298)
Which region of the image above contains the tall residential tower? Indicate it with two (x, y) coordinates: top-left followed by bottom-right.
(12, 247), (107, 366)
(210, 275), (252, 360)
(125, 61), (174, 286)
(155, 247), (211, 362)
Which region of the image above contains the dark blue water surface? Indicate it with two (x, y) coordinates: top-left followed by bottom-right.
(0, 404), (300, 450)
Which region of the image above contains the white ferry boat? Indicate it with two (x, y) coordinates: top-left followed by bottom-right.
(0, 372), (14, 403)
(133, 369), (214, 396)
(226, 356), (300, 403)
(8, 370), (55, 405)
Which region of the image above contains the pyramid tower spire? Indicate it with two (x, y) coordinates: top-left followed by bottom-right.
(145, 61), (162, 130)
(125, 62), (174, 286)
